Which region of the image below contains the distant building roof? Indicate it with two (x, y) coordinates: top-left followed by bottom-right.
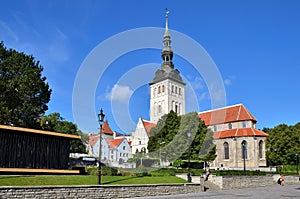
(142, 119), (156, 136)
(199, 104), (257, 126)
(107, 138), (125, 149)
(100, 121), (114, 135)
(213, 128), (268, 139)
(88, 134), (99, 147)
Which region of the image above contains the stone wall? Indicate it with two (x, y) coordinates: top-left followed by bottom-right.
(0, 184), (200, 199)
(208, 175), (300, 189)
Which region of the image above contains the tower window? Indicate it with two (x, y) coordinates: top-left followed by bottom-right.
(158, 105), (162, 113)
(175, 104), (178, 114)
(242, 121), (247, 128)
(228, 123), (232, 130)
(171, 85), (174, 93)
(175, 87), (177, 94)
(162, 85), (165, 92)
(158, 86), (161, 94)
(179, 88), (181, 95)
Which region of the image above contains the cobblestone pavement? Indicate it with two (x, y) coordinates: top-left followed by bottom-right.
(131, 184), (300, 199)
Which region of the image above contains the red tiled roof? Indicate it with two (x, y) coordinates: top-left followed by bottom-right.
(100, 121), (114, 135)
(89, 134), (99, 147)
(107, 138), (124, 148)
(142, 120), (156, 136)
(213, 128), (268, 139)
(199, 104), (256, 126)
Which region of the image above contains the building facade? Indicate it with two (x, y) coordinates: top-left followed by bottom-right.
(131, 117), (156, 156)
(199, 104), (268, 169)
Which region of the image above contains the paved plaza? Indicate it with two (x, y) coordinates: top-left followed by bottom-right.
(131, 184), (300, 199)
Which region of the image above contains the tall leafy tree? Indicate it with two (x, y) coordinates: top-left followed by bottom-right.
(41, 113), (87, 153)
(148, 111), (216, 163)
(0, 42), (51, 128)
(265, 123), (300, 165)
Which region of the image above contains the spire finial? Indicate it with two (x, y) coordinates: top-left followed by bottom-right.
(165, 8), (169, 35)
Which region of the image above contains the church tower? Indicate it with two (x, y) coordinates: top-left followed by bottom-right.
(149, 10), (186, 123)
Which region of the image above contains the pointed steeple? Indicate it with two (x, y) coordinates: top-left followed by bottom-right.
(150, 9), (184, 85)
(161, 8), (174, 68)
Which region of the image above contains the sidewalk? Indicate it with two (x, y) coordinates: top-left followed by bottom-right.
(131, 184), (300, 199)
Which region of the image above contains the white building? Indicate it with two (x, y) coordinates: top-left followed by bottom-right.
(88, 120), (132, 167)
(131, 117), (156, 156)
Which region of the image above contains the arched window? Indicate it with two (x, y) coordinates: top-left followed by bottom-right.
(224, 142), (229, 159)
(158, 105), (162, 113)
(171, 85), (174, 93)
(175, 104), (178, 114)
(141, 147), (146, 153)
(162, 85), (165, 92)
(178, 88), (181, 95)
(158, 86), (161, 94)
(228, 123), (232, 130)
(241, 140), (248, 159)
(259, 140), (263, 159)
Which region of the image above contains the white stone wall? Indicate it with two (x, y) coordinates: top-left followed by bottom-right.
(150, 79), (185, 123)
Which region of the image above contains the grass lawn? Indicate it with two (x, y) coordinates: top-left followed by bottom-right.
(0, 175), (187, 186)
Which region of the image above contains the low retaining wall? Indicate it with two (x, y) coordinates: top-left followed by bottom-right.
(0, 184), (201, 199)
(209, 175), (300, 189)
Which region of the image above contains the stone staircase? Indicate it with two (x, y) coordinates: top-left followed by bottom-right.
(175, 174), (221, 191)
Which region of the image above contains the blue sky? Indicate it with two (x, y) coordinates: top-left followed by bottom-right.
(1, 0), (300, 134)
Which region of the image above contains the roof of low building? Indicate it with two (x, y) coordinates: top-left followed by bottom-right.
(88, 134), (99, 147)
(0, 124), (81, 139)
(199, 104), (257, 126)
(107, 137), (125, 149)
(100, 121), (114, 135)
(213, 128), (268, 139)
(142, 119), (156, 136)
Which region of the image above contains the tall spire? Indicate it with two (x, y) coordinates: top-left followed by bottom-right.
(162, 8), (173, 68)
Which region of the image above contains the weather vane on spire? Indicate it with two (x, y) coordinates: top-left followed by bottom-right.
(166, 8), (169, 18)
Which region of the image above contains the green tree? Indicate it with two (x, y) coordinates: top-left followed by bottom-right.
(41, 112), (87, 153)
(0, 42), (51, 128)
(265, 123), (300, 165)
(148, 111), (216, 163)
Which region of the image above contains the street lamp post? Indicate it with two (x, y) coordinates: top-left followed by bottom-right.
(97, 108), (105, 185)
(242, 142), (246, 172)
(296, 153), (299, 175)
(187, 130), (192, 183)
(274, 148), (278, 174)
(159, 141), (165, 167)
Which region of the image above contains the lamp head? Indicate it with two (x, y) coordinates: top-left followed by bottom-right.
(98, 108), (105, 123)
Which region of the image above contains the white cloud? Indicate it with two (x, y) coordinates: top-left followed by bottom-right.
(224, 76), (235, 86)
(105, 84), (133, 103)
